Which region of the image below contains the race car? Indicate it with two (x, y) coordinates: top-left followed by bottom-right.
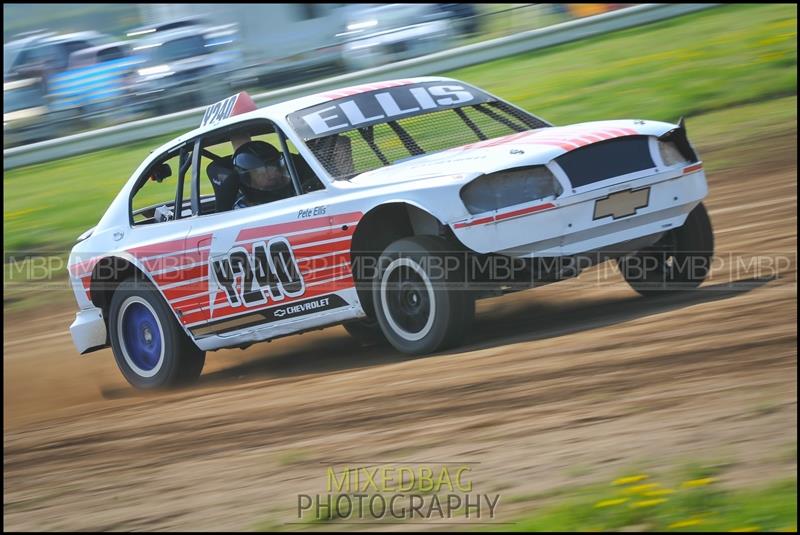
(68, 76), (714, 389)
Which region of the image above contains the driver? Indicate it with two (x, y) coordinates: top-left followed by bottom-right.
(231, 140), (295, 209)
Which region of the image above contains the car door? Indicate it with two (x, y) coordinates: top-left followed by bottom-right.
(124, 143), (195, 309)
(177, 123), (359, 341)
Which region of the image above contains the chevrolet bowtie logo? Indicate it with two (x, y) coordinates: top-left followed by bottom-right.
(593, 187), (650, 220)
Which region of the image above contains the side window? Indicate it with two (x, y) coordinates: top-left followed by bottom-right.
(195, 122), (323, 216)
(131, 147), (191, 226)
(98, 46), (125, 63)
(295, 4), (322, 20)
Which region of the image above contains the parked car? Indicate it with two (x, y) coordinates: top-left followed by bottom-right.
(68, 77), (714, 390)
(47, 41), (140, 122)
(5, 31), (110, 87)
(3, 76), (78, 147)
(4, 30), (56, 77)
(128, 27), (230, 114)
(339, 4), (456, 71)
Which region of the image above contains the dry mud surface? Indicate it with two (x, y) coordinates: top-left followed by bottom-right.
(4, 133), (797, 531)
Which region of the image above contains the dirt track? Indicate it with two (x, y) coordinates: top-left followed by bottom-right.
(4, 131), (797, 530)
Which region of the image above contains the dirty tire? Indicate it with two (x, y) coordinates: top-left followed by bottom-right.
(618, 202), (714, 296)
(109, 278), (205, 390)
(372, 235), (474, 355)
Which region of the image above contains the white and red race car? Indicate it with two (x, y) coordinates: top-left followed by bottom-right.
(68, 76), (714, 389)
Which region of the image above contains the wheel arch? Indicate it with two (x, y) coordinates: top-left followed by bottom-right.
(90, 254), (189, 337)
(349, 201), (461, 318)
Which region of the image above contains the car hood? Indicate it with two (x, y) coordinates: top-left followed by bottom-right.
(345, 119), (677, 187)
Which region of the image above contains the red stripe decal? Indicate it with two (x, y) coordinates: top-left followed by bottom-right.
(129, 234), (212, 257)
(291, 226), (356, 247)
(294, 238), (353, 256)
(172, 293), (213, 311)
(495, 202), (556, 222)
(453, 215), (495, 229)
(163, 284), (210, 301)
(297, 251), (351, 270)
(69, 256), (101, 276)
(454, 202), (556, 229)
(303, 264), (353, 284)
(152, 265), (207, 287)
(236, 211), (361, 242)
(683, 163), (703, 174)
(142, 249), (209, 273)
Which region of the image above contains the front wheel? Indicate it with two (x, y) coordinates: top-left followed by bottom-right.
(109, 278), (205, 389)
(618, 202), (714, 296)
(372, 236), (474, 355)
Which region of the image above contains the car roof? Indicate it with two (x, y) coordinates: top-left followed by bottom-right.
(5, 31), (55, 48)
(38, 31), (106, 46)
(127, 16), (207, 36)
(135, 27), (207, 45)
(154, 76), (462, 154)
(70, 41), (132, 57)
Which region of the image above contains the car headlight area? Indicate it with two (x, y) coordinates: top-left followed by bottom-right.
(460, 166), (563, 215)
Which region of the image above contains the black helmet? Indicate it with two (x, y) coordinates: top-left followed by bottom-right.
(232, 141), (291, 204)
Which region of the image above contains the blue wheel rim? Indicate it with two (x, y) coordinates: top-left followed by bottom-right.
(121, 302), (162, 372)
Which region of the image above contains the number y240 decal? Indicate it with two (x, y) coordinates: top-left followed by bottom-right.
(210, 237), (305, 309)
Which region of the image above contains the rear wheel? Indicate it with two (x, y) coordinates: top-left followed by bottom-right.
(109, 278), (205, 389)
(618, 202), (714, 296)
(372, 236), (474, 355)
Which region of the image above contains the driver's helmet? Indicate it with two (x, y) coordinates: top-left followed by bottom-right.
(232, 141), (291, 204)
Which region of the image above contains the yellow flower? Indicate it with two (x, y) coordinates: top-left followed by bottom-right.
(613, 474), (648, 485)
(668, 518), (704, 528)
(623, 483), (660, 494)
(644, 489), (675, 497)
(682, 477), (714, 488)
(629, 498), (667, 508)
(594, 498), (628, 508)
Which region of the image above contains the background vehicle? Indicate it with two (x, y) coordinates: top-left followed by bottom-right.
(5, 30), (110, 86)
(47, 41), (140, 124)
(128, 27), (230, 114)
(3, 75), (79, 147)
(339, 3), (456, 72)
(3, 30), (55, 77)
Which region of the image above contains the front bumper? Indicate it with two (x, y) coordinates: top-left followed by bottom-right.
(70, 307), (107, 354)
(452, 166), (708, 257)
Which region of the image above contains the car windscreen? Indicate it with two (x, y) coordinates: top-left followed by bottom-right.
(147, 35), (207, 63)
(287, 81), (551, 180)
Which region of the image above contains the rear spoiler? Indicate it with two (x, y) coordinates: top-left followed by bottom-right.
(658, 117), (699, 162)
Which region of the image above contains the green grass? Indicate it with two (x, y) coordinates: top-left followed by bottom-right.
(247, 469), (796, 531)
(450, 4), (797, 125)
(489, 475), (797, 532)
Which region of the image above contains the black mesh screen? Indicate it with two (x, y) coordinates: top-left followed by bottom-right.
(305, 102), (550, 180)
(556, 136), (656, 188)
